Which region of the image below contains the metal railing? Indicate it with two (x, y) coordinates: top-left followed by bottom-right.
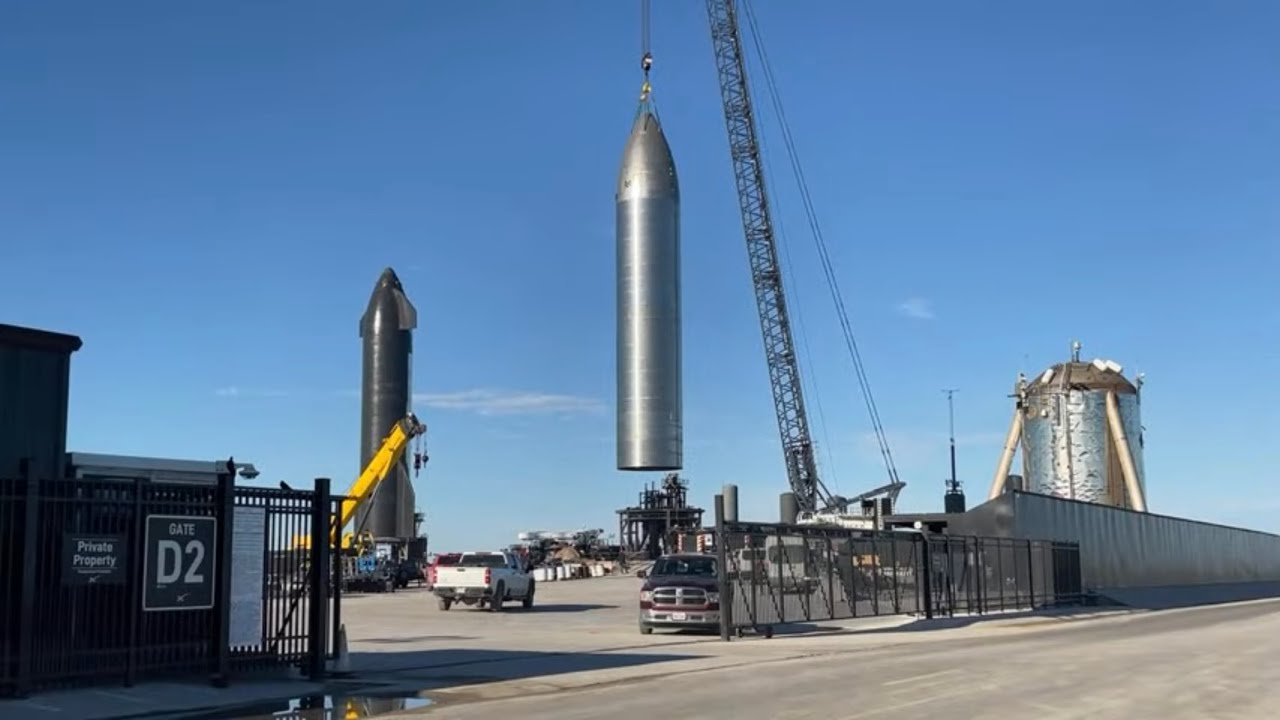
(709, 499), (1083, 638)
(0, 461), (340, 696)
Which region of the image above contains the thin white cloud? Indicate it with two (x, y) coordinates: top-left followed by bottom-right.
(414, 388), (605, 416)
(896, 297), (935, 320)
(214, 386), (289, 398)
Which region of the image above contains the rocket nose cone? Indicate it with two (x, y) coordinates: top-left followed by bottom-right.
(618, 109), (678, 198)
(377, 267), (402, 289)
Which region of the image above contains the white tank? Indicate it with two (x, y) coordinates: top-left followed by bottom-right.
(1019, 347), (1146, 508)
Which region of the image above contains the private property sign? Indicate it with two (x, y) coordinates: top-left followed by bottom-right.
(143, 514), (217, 611)
(62, 534), (127, 586)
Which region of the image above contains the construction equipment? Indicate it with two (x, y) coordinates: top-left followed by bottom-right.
(703, 0), (903, 514)
(292, 413), (427, 553)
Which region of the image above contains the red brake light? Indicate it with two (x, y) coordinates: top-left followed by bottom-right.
(484, 568), (491, 585)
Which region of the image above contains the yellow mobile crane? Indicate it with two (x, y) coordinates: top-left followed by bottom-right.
(292, 413), (428, 554)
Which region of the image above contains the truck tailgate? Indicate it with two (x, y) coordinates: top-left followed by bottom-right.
(433, 566), (489, 589)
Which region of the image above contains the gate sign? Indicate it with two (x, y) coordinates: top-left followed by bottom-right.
(62, 534), (127, 586)
(143, 514), (217, 612)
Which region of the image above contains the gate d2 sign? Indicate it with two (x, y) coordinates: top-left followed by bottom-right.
(143, 514), (217, 611)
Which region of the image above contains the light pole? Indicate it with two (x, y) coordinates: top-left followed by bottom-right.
(942, 389), (959, 491)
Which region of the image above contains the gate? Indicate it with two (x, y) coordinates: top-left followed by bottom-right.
(712, 510), (1082, 638)
(0, 461), (341, 696)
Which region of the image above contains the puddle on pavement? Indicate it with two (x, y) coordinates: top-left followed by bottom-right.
(192, 691), (434, 719)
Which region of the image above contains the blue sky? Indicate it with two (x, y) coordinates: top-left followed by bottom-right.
(2, 1), (1276, 549)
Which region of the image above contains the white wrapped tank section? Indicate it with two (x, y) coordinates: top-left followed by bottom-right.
(1018, 347), (1147, 510)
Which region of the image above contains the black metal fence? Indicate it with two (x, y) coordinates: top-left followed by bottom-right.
(712, 518), (1082, 638)
(0, 461), (340, 696)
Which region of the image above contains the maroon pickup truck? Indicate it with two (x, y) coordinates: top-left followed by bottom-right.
(636, 553), (721, 635)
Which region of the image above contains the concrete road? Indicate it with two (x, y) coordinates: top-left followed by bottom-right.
(393, 588), (1280, 720)
(9, 576), (1273, 719)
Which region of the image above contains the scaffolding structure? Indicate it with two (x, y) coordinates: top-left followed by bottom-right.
(616, 473), (705, 560)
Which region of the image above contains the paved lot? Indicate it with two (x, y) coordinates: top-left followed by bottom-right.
(4, 575), (1278, 719)
(336, 576), (1280, 720)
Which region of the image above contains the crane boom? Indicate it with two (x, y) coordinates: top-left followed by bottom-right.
(292, 413), (427, 551)
(705, 0), (831, 513)
(335, 413), (426, 541)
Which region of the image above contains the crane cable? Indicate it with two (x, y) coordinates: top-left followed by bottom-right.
(639, 0), (654, 102)
(739, 0), (901, 487)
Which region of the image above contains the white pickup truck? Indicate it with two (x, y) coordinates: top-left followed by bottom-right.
(431, 550), (535, 611)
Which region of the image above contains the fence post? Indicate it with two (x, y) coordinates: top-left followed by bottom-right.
(307, 478), (332, 679)
(211, 462), (235, 687)
(713, 494), (730, 642)
(919, 534), (934, 620)
(1026, 540), (1036, 610)
(976, 538), (986, 615)
(15, 459), (38, 697)
(331, 497), (343, 658)
(125, 478), (144, 687)
(826, 534), (836, 619)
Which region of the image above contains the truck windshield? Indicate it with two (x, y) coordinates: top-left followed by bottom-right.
(459, 554), (507, 568)
(652, 556), (717, 577)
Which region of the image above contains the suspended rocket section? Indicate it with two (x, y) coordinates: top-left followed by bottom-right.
(358, 267), (419, 538)
(616, 93), (683, 471)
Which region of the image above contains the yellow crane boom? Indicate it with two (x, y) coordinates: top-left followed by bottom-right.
(292, 413), (427, 551)
(334, 413), (426, 541)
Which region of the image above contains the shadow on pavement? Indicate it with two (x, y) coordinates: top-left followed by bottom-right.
(1095, 582), (1280, 611)
(438, 603), (618, 614)
(361, 635), (479, 644)
(349, 647), (695, 682)
(523, 603), (619, 614)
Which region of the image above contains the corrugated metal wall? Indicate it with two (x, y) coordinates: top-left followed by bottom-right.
(0, 332), (78, 481)
(1005, 492), (1280, 589)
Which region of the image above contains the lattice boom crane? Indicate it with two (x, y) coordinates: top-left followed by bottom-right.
(704, 0), (837, 513)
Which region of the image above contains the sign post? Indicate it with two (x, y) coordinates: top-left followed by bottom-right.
(143, 514), (217, 611)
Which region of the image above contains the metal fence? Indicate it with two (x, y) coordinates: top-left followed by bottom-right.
(713, 518), (1082, 638)
(0, 461), (340, 696)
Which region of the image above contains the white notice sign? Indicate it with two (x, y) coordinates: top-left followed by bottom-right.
(229, 506), (267, 648)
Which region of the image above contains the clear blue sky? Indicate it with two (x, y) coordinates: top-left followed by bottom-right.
(3, 1), (1277, 549)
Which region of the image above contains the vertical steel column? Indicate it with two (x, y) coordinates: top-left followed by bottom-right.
(211, 464), (235, 687)
(714, 495), (730, 641)
(307, 478), (331, 679)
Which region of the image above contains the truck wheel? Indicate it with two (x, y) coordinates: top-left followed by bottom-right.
(490, 582), (506, 612)
(437, 597), (452, 611)
(639, 623), (653, 635)
(522, 580), (536, 609)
